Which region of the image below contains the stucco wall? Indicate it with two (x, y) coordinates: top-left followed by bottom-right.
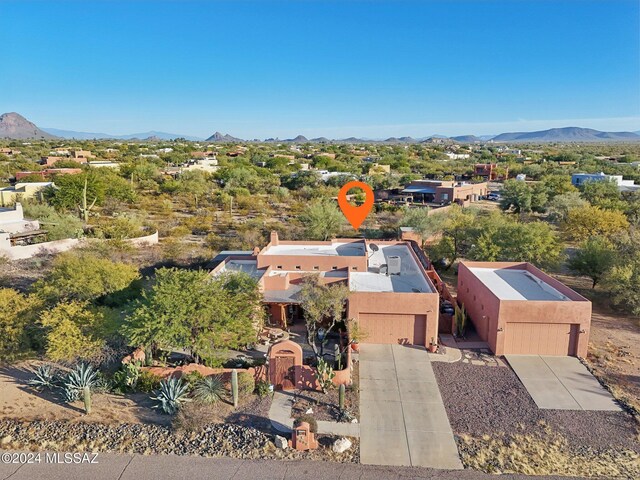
(347, 291), (439, 346)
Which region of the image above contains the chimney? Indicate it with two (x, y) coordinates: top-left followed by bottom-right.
(270, 231), (279, 246)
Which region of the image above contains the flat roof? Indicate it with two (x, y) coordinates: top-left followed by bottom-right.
(219, 260), (265, 281)
(263, 242), (366, 257)
(349, 244), (433, 293)
(468, 267), (570, 301)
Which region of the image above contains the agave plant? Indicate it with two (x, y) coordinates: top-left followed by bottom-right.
(64, 363), (98, 414)
(28, 364), (58, 391)
(192, 375), (225, 405)
(152, 376), (190, 414)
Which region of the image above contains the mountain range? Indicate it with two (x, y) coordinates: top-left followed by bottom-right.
(1, 113), (639, 143)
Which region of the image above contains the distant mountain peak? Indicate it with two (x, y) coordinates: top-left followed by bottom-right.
(206, 131), (243, 142)
(0, 112), (57, 139)
(490, 126), (640, 142)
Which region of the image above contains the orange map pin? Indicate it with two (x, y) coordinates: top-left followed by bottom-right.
(338, 180), (374, 230)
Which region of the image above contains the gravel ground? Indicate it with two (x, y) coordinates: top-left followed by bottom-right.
(291, 387), (358, 422)
(0, 418), (359, 463)
(432, 361), (640, 453)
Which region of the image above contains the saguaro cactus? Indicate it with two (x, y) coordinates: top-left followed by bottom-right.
(231, 369), (239, 408)
(83, 385), (92, 414)
(78, 177), (97, 223)
(338, 384), (345, 412)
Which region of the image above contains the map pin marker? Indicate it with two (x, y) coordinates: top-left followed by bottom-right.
(338, 180), (374, 231)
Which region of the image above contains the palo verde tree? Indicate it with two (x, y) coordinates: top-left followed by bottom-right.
(300, 197), (345, 241)
(299, 275), (350, 359)
(124, 269), (262, 363)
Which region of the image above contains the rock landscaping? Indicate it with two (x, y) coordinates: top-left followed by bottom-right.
(433, 360), (640, 477)
(0, 418), (359, 463)
(290, 386), (358, 422)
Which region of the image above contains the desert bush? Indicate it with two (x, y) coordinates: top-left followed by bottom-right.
(136, 370), (162, 393)
(172, 402), (221, 433)
(182, 370), (205, 389)
(28, 364), (58, 391)
(255, 380), (271, 398)
(237, 371), (255, 398)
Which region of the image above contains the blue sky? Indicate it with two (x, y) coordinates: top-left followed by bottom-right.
(1, 0), (639, 138)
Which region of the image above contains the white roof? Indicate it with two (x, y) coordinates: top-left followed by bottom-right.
(349, 244), (433, 293)
(468, 267), (570, 301)
(263, 242), (366, 257)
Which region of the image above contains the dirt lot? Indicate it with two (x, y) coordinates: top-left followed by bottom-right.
(433, 361), (640, 477)
(0, 361), (271, 431)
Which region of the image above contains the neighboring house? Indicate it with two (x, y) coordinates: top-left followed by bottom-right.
(211, 231), (441, 347)
(0, 148), (21, 155)
(474, 163), (507, 181)
(15, 168), (82, 180)
(369, 163), (391, 174)
(181, 158), (219, 173)
(0, 182), (53, 207)
(401, 179), (488, 205)
(88, 161), (120, 169)
(0, 203), (40, 234)
(571, 172), (640, 192)
(457, 262), (591, 357)
(445, 152), (470, 160)
(70, 149), (95, 160)
(41, 155), (88, 166)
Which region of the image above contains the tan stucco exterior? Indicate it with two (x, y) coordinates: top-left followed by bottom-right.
(457, 262), (591, 357)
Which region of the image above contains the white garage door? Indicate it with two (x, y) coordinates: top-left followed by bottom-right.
(505, 322), (579, 356)
(359, 313), (427, 346)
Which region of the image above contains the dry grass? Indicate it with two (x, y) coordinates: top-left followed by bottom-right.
(172, 402), (224, 433)
(458, 425), (639, 478)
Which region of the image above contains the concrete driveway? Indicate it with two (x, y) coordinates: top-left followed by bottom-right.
(506, 355), (621, 411)
(359, 344), (462, 470)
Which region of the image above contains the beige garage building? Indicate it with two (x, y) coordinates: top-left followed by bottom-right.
(457, 262), (591, 357)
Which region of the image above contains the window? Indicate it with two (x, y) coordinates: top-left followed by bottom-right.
(277, 265), (283, 269)
(351, 266), (358, 271)
(313, 266), (319, 270)
(332, 266), (338, 270)
(474, 295), (476, 301)
(466, 287), (469, 293)
(295, 265), (301, 270)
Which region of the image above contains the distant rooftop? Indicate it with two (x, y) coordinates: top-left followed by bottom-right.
(468, 267), (570, 301)
(263, 242), (366, 257)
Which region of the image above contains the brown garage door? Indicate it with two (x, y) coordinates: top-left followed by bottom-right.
(359, 313), (427, 346)
(505, 323), (579, 356)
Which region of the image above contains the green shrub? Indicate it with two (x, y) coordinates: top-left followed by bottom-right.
(255, 380), (270, 398)
(294, 414), (318, 433)
(28, 364), (58, 391)
(152, 376), (190, 415)
(237, 371), (255, 398)
(183, 370), (205, 389)
(136, 371), (162, 393)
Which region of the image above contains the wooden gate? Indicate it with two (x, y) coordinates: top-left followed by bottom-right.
(273, 355), (295, 390)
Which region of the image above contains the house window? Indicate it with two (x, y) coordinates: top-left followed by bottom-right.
(332, 266), (338, 270)
(352, 266), (358, 271)
(474, 295), (476, 301)
(277, 265), (283, 269)
(481, 304), (484, 310)
(295, 265), (301, 270)
(466, 287), (469, 293)
(313, 266), (319, 270)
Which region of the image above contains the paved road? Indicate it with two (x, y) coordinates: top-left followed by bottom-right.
(359, 344), (462, 469)
(506, 355), (621, 411)
(0, 451), (581, 480)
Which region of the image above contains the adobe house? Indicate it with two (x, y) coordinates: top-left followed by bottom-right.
(457, 262), (591, 357)
(400, 179), (488, 205)
(211, 232), (440, 348)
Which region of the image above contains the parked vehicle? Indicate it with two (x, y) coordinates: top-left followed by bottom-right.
(440, 301), (455, 315)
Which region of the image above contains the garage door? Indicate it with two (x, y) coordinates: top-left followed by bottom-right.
(359, 313), (427, 346)
(505, 323), (579, 356)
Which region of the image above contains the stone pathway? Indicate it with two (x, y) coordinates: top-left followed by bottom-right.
(359, 344), (462, 470)
(269, 391), (360, 437)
